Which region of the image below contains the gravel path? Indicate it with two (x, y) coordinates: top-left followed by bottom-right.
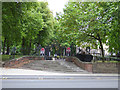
(19, 60), (90, 74)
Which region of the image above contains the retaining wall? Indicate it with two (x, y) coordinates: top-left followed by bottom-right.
(3, 56), (44, 68)
(65, 57), (119, 73)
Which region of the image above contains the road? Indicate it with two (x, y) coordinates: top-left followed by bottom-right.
(1, 75), (118, 88)
(1, 60), (119, 89)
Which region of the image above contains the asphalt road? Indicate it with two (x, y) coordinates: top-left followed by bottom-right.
(1, 75), (118, 88)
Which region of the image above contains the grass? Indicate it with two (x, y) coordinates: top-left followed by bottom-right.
(1, 55), (24, 62)
(94, 60), (120, 63)
(93, 55), (120, 63)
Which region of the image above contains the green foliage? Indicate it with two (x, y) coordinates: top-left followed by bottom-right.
(2, 2), (119, 56)
(34, 2), (54, 47)
(2, 55), (24, 61)
(55, 2), (119, 56)
(2, 2), (22, 44)
(2, 2), (54, 55)
(107, 2), (119, 54)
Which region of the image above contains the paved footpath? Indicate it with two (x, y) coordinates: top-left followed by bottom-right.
(18, 59), (90, 74)
(1, 59), (118, 76)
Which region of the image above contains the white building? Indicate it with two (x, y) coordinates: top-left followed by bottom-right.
(76, 43), (110, 56)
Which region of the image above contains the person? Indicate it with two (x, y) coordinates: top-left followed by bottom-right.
(79, 47), (81, 53)
(54, 53), (57, 60)
(11, 47), (16, 59)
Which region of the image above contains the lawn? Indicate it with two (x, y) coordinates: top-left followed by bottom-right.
(1, 55), (24, 62)
(93, 60), (120, 63)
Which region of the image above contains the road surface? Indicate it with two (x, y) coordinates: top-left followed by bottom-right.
(1, 60), (119, 89)
(1, 75), (118, 88)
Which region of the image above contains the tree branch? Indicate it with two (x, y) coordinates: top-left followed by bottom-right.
(87, 34), (99, 40)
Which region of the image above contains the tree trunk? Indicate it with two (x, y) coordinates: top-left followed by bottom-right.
(28, 40), (32, 55)
(97, 34), (105, 62)
(3, 38), (6, 55)
(99, 40), (104, 58)
(6, 40), (10, 55)
(22, 37), (25, 55)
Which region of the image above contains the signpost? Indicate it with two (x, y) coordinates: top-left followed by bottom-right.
(66, 47), (71, 56)
(40, 48), (45, 56)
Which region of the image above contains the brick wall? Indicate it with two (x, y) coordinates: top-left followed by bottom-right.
(3, 56), (45, 68)
(92, 62), (119, 73)
(65, 56), (119, 73)
(65, 57), (93, 72)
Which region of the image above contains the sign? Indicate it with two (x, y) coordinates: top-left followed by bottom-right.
(41, 48), (45, 52)
(66, 47), (71, 52)
(40, 48), (45, 56)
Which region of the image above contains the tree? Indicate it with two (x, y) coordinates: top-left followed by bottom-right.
(2, 2), (54, 55)
(2, 2), (22, 54)
(36, 2), (54, 47)
(107, 2), (119, 54)
(56, 2), (119, 60)
(20, 2), (44, 55)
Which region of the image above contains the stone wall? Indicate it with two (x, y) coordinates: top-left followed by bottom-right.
(65, 56), (119, 73)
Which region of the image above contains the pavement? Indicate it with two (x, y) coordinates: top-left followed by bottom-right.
(0, 59), (119, 89)
(0, 59), (119, 76)
(18, 59), (90, 74)
(0, 67), (118, 77)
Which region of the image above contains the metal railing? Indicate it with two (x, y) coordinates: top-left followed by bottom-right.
(93, 56), (120, 61)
